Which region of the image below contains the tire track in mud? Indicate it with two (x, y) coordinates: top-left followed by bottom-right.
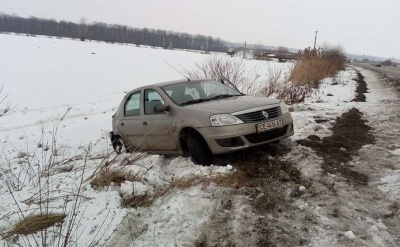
(200, 194), (258, 247)
(211, 146), (314, 247)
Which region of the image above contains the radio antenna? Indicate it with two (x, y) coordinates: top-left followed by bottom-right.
(163, 60), (191, 81)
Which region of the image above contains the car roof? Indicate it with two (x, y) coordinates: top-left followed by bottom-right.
(125, 78), (213, 95)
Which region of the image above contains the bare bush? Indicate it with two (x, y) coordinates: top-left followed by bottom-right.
(0, 108), (115, 246)
(183, 56), (260, 95)
(258, 64), (287, 96)
(184, 55), (316, 104)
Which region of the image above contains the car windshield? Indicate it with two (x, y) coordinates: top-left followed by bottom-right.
(161, 80), (242, 106)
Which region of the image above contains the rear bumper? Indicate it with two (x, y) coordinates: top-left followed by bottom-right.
(197, 113), (294, 154)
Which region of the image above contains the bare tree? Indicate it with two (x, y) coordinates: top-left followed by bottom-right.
(252, 43), (265, 58)
(276, 46), (289, 62)
(0, 85), (12, 117)
(78, 17), (87, 41)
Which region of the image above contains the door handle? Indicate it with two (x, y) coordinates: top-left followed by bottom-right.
(143, 121), (148, 126)
(120, 122), (124, 126)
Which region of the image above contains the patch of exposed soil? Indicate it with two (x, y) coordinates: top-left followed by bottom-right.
(297, 108), (374, 184)
(352, 72), (368, 102)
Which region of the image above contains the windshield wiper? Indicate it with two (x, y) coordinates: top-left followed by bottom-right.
(208, 94), (237, 101)
(181, 98), (210, 106)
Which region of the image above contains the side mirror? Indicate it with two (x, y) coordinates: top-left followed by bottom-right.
(154, 104), (170, 113)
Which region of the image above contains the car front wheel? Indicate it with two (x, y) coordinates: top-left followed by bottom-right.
(112, 136), (127, 154)
(187, 133), (212, 165)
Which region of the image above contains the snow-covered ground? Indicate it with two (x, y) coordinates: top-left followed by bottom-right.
(1, 33), (399, 246)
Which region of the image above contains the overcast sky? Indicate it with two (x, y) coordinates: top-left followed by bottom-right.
(2, 0), (399, 58)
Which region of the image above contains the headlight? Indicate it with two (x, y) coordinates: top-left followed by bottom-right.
(280, 101), (289, 114)
(210, 114), (244, 126)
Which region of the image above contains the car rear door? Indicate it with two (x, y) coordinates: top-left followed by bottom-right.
(142, 88), (177, 151)
(119, 90), (148, 151)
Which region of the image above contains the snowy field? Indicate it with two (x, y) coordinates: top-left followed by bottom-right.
(1, 33), (387, 246)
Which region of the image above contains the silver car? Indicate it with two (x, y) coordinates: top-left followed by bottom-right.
(110, 77), (294, 165)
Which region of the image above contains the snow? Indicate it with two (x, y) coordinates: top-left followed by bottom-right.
(2, 33), (398, 246)
(298, 185), (306, 193)
(391, 149), (400, 155)
(344, 230), (356, 240)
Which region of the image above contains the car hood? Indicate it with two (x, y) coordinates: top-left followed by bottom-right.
(184, 95), (280, 114)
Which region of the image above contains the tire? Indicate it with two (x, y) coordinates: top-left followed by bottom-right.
(112, 136), (127, 154)
(187, 133), (212, 165)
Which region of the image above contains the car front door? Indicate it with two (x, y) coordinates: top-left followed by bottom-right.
(119, 91), (148, 151)
(142, 88), (177, 151)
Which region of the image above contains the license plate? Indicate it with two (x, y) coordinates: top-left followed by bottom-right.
(256, 119), (283, 133)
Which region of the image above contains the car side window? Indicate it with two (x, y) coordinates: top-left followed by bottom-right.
(144, 89), (165, 115)
(124, 92), (141, 117)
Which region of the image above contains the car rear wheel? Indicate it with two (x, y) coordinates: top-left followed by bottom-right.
(187, 133), (212, 165)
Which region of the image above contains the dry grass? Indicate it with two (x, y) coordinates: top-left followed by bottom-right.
(170, 171), (247, 191)
(121, 194), (153, 208)
(170, 175), (204, 189)
(0, 85), (13, 117)
(16, 151), (28, 159)
(260, 83), (313, 104)
(90, 168), (139, 188)
(254, 191), (280, 212)
(213, 171), (247, 189)
(289, 45), (345, 88)
(7, 213), (66, 236)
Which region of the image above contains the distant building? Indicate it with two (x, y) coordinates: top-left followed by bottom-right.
(381, 60), (393, 66)
(227, 48), (236, 56)
(255, 52), (296, 61)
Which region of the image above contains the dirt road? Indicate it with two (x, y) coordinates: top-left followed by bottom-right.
(354, 63), (400, 80)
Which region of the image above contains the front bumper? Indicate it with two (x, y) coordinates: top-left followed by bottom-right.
(197, 113), (294, 154)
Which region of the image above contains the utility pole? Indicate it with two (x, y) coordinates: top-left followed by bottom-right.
(313, 31), (318, 51)
(243, 41), (247, 59)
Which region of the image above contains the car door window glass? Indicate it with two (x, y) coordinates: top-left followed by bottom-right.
(144, 89), (165, 115)
(125, 92), (141, 116)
